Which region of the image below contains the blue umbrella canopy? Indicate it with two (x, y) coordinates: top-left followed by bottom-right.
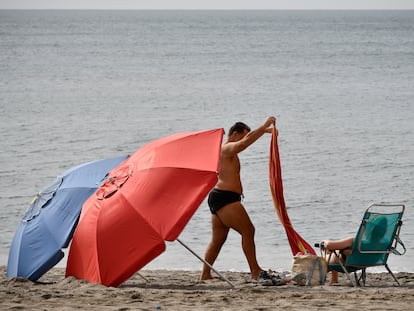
(7, 155), (129, 281)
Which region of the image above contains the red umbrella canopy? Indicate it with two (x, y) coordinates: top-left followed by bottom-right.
(66, 129), (224, 287)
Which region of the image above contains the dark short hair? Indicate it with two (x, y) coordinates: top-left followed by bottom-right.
(228, 122), (251, 136)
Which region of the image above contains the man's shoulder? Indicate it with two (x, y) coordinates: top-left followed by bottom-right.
(221, 141), (240, 156)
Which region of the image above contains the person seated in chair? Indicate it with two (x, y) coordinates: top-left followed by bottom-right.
(323, 217), (388, 284)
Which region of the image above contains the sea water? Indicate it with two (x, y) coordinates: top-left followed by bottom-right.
(0, 10), (413, 273)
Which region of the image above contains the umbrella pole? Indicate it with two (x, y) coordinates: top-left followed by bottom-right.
(136, 272), (150, 283)
(176, 238), (235, 288)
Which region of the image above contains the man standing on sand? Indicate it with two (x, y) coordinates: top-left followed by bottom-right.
(200, 116), (276, 281)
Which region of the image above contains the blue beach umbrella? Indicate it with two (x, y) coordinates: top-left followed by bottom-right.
(7, 155), (129, 281)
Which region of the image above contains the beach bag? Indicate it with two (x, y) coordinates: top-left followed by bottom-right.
(291, 254), (327, 286)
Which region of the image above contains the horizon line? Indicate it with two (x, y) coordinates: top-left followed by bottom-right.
(1, 8), (413, 11)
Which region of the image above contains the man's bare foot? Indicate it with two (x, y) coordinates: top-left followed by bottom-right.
(251, 269), (264, 280)
(200, 273), (213, 281)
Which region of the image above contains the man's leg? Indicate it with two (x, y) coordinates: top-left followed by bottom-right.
(200, 214), (229, 280)
(216, 202), (263, 280)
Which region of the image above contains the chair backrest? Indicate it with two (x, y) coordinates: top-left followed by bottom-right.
(345, 203), (404, 267)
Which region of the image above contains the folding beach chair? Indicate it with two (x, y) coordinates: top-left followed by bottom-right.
(317, 203), (406, 287)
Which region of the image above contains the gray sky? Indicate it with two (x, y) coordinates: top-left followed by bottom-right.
(0, 0), (413, 10)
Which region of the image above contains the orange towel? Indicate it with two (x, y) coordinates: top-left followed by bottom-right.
(269, 127), (316, 255)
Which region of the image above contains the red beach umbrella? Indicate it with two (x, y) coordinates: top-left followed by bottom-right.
(66, 129), (224, 287)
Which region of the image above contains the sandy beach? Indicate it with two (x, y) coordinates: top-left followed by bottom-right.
(1, 266), (414, 310)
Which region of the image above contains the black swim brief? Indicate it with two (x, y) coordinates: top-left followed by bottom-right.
(208, 188), (241, 214)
